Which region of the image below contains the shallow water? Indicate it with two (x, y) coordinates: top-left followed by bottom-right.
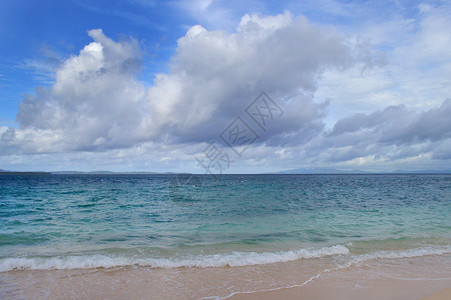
(0, 174), (450, 271)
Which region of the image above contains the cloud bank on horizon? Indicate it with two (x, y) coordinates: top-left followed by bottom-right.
(0, 1), (451, 172)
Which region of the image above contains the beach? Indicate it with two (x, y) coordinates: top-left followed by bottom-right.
(229, 254), (451, 300)
(3, 0), (451, 298)
(1, 253), (450, 299)
(1, 174), (450, 299)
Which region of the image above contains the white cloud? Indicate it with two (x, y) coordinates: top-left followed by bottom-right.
(3, 29), (148, 154)
(307, 98), (451, 164)
(145, 11), (350, 144)
(1, 13), (351, 156)
(1, 7), (451, 172)
(316, 2), (451, 127)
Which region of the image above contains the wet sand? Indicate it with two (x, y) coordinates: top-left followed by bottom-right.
(231, 286), (451, 300)
(1, 254), (450, 299)
(422, 288), (451, 300)
(230, 259), (451, 300)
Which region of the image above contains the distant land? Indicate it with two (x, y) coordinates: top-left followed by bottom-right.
(271, 168), (451, 174)
(51, 171), (184, 175)
(0, 168), (182, 175)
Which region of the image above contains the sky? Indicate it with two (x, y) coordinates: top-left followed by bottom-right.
(0, 0), (451, 173)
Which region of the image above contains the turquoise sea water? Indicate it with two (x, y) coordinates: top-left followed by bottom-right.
(0, 174), (450, 271)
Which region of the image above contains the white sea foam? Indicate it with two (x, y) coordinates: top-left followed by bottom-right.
(349, 245), (451, 265)
(0, 245), (348, 272)
(1, 244), (450, 272)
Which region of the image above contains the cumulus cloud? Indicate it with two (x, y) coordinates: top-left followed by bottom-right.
(145, 11), (350, 144)
(329, 99), (451, 144)
(1, 12), (351, 154)
(2, 29), (148, 154)
(315, 99), (451, 163)
(1, 9), (451, 172)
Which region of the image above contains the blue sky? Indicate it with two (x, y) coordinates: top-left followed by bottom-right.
(0, 0), (182, 125)
(0, 0), (418, 124)
(1, 0), (451, 172)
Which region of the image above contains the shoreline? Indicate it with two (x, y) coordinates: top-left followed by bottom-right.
(1, 253), (450, 299)
(227, 254), (451, 300)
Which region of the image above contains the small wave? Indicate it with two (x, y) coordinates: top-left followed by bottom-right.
(349, 245), (451, 264)
(2, 244), (449, 272)
(0, 245), (348, 272)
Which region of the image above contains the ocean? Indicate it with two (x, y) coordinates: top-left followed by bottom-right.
(0, 174), (450, 299)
